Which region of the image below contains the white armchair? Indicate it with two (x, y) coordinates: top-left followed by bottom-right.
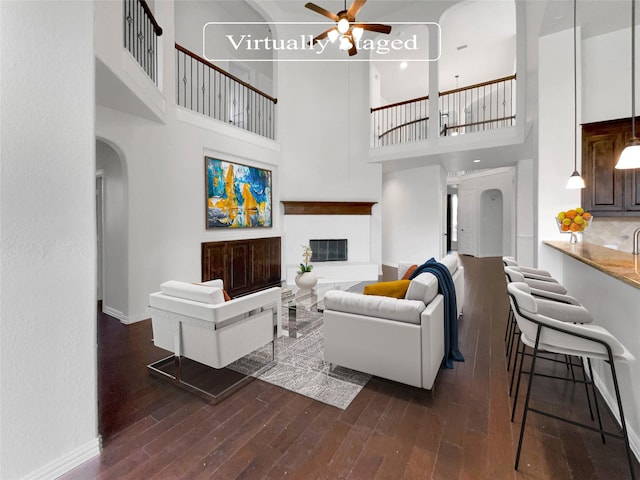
(147, 279), (281, 402)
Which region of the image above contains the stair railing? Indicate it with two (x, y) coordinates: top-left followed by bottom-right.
(123, 0), (163, 86)
(175, 44), (277, 140)
(372, 74), (516, 147)
(371, 96), (429, 147)
(439, 74), (516, 137)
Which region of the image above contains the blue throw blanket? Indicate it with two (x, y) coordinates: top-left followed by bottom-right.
(409, 258), (464, 369)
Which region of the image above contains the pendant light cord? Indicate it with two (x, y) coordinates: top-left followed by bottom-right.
(573, 0), (578, 171)
(632, 0), (636, 138)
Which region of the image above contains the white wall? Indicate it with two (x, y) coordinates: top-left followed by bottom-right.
(382, 164), (446, 266)
(516, 158), (535, 265)
(537, 28), (582, 274)
(277, 59), (383, 273)
(0, 2), (100, 478)
(174, 0), (273, 94)
(97, 106), (282, 323)
(583, 26), (640, 124)
(96, 140), (128, 321)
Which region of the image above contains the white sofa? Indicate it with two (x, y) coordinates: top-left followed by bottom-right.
(323, 254), (464, 392)
(147, 279), (281, 401)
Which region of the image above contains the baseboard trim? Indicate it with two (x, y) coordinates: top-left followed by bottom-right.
(102, 305), (128, 323)
(23, 437), (101, 480)
(592, 369), (640, 462)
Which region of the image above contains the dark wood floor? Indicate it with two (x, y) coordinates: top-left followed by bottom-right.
(61, 256), (638, 479)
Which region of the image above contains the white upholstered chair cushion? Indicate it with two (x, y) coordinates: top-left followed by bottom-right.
(405, 272), (439, 305)
(438, 254), (459, 275)
(160, 280), (225, 305)
(508, 282), (634, 361)
(323, 290), (426, 325)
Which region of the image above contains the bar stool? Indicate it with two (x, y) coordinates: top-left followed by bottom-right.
(509, 288), (595, 421)
(504, 266), (570, 370)
(507, 281), (636, 480)
(502, 256), (553, 277)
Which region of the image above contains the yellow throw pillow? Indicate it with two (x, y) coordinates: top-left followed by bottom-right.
(363, 279), (411, 299)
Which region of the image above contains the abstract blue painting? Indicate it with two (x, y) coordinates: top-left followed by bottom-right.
(205, 157), (272, 228)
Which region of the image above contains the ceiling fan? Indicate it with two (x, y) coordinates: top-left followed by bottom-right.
(305, 0), (392, 56)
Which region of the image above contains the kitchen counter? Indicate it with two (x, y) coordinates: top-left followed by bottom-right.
(543, 240), (640, 290)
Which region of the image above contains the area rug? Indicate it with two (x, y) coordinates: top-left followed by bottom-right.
(229, 310), (371, 410)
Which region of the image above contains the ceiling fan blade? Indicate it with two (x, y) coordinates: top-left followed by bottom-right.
(305, 2), (339, 21)
(310, 28), (334, 45)
(357, 23), (392, 34)
(347, 0), (367, 18)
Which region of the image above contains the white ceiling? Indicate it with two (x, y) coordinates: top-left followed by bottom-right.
(253, 0), (634, 105)
(243, 0), (634, 172)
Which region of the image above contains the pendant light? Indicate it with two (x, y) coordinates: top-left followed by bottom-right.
(616, 0), (640, 169)
(567, 0), (586, 189)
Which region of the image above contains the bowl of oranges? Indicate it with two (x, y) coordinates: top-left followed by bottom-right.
(556, 208), (593, 242)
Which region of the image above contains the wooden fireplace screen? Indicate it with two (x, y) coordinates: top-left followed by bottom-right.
(201, 237), (281, 298)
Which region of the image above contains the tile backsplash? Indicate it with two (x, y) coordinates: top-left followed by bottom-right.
(585, 217), (640, 253)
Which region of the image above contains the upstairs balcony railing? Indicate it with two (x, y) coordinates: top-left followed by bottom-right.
(439, 74), (516, 137)
(371, 74), (516, 147)
(123, 0), (163, 86)
(175, 44), (277, 140)
(371, 96), (429, 148)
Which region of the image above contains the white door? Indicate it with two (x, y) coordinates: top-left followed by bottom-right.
(458, 188), (475, 256)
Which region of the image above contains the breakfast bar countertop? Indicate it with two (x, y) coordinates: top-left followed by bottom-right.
(543, 240), (640, 290)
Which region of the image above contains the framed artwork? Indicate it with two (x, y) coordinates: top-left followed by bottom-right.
(205, 157), (272, 229)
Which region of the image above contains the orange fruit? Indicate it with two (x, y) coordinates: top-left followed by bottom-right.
(565, 210), (577, 219)
(569, 223), (580, 231)
(561, 224), (570, 231)
(582, 212), (592, 221)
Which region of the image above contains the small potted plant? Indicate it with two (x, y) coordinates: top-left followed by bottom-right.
(295, 244), (318, 290)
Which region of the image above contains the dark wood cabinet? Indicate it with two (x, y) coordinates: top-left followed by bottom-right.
(201, 237), (281, 297)
(582, 117), (640, 216)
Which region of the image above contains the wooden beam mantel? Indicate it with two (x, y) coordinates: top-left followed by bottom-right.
(281, 201), (376, 215)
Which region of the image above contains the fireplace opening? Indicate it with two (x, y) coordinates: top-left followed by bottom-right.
(310, 239), (347, 262)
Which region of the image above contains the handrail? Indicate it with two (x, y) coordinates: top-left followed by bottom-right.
(175, 43), (277, 104)
(439, 74), (516, 97)
(447, 115), (516, 131)
(372, 74), (516, 113)
(378, 116), (429, 139)
(139, 0), (163, 35)
(371, 95), (429, 113)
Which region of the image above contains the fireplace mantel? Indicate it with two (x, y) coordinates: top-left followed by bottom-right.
(281, 201), (376, 215)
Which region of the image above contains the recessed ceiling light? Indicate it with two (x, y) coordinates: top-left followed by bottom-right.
(473, 159), (481, 163)
(400, 61), (408, 70)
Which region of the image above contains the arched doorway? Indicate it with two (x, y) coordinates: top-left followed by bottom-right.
(96, 139), (128, 322)
(479, 188), (503, 257)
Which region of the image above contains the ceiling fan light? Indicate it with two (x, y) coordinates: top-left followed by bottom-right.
(352, 26), (364, 41)
(339, 34), (353, 50)
(337, 17), (350, 34)
(566, 170), (586, 189)
(327, 28), (339, 43)
(615, 137), (640, 169)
